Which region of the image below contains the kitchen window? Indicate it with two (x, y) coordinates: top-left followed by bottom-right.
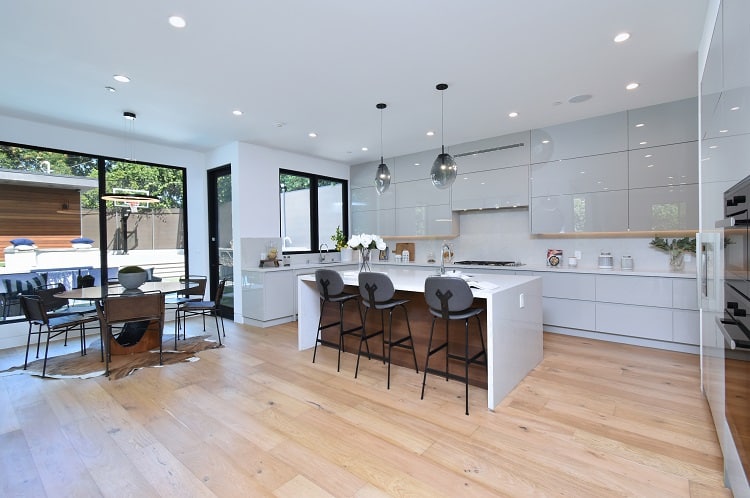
(279, 170), (347, 253)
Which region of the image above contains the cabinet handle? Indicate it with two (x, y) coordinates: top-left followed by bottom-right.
(728, 195), (747, 206)
(728, 301), (739, 309)
(735, 309), (747, 317)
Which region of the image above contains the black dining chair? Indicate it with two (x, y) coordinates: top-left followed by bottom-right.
(422, 276), (487, 415)
(356, 272), (418, 388)
(175, 279), (225, 347)
(166, 275), (208, 340)
(312, 269), (364, 372)
(20, 294), (98, 377)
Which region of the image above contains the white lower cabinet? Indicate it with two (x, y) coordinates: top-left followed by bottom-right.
(242, 270), (295, 325)
(532, 270), (698, 347)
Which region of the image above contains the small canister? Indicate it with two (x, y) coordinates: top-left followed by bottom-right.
(401, 250), (410, 262)
(621, 255), (634, 270)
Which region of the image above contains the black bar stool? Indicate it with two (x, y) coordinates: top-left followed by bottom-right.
(422, 276), (487, 415)
(356, 272), (418, 388)
(312, 269), (364, 372)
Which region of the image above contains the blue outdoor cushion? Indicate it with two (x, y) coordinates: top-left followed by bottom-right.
(71, 237), (94, 244)
(10, 238), (34, 246)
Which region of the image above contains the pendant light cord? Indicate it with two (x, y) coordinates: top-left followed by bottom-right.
(380, 106), (384, 163)
(441, 88), (446, 154)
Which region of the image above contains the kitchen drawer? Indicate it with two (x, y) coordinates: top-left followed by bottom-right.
(672, 278), (699, 310)
(595, 302), (672, 341)
(672, 309), (699, 345)
(596, 275), (672, 308)
(534, 271), (595, 300)
(530, 151), (628, 196)
(542, 297), (596, 330)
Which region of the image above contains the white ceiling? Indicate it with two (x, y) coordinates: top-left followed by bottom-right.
(0, 1), (708, 165)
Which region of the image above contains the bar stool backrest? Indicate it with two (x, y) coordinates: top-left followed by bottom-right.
(424, 277), (474, 318)
(358, 272), (395, 305)
(315, 269), (345, 299)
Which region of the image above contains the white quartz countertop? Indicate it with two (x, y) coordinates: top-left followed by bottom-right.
(297, 266), (539, 298)
(243, 261), (356, 272)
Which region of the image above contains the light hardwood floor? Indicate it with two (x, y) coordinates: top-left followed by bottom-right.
(0, 319), (733, 497)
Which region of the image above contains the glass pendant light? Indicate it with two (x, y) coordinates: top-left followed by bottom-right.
(430, 83), (457, 189)
(374, 102), (391, 194)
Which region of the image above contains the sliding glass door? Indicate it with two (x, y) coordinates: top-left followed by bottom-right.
(207, 165), (233, 317)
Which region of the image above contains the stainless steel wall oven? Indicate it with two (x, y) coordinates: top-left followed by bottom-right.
(719, 175), (750, 480)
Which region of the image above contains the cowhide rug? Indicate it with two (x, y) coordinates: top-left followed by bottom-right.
(0, 335), (222, 380)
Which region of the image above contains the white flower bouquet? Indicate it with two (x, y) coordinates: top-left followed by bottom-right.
(347, 233), (386, 271)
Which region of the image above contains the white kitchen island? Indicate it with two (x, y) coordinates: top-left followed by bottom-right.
(298, 267), (543, 411)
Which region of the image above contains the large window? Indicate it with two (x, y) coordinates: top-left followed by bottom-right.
(279, 170), (347, 253)
(0, 142), (187, 322)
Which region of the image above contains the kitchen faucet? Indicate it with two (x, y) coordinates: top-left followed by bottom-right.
(440, 241), (450, 275)
(319, 243), (329, 263)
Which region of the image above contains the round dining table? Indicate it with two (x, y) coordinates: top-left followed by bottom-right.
(57, 280), (196, 300)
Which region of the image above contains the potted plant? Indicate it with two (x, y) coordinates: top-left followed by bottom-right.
(649, 236), (696, 271)
(117, 265), (148, 289)
(331, 226), (352, 262)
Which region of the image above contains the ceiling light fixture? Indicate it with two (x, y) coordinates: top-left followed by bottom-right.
(614, 32), (631, 43)
(113, 74), (130, 83)
(635, 123), (645, 127)
(731, 106), (741, 111)
(232, 110), (243, 116)
(626, 82), (640, 90)
(168, 16), (186, 28)
(308, 132), (317, 138)
(426, 130), (435, 136)
(122, 111), (137, 160)
(430, 83), (457, 189)
(105, 86), (116, 93)
(508, 111), (518, 118)
(374, 103), (391, 194)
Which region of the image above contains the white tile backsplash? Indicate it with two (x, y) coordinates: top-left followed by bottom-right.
(397, 209), (696, 273)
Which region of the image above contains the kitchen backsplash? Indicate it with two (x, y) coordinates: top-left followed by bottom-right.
(387, 209), (697, 273)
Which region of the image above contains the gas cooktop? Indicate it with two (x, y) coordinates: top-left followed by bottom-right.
(454, 260), (523, 267)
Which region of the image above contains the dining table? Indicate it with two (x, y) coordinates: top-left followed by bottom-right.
(57, 280), (197, 355)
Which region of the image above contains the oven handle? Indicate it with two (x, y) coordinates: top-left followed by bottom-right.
(715, 217), (736, 229)
(718, 316), (739, 349)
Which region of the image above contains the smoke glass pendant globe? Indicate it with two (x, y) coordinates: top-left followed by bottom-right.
(430, 152), (457, 189)
(375, 162), (391, 194)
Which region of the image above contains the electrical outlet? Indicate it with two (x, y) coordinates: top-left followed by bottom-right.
(519, 293), (525, 308)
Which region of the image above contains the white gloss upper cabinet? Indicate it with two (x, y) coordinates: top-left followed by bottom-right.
(395, 204), (458, 236)
(393, 149), (439, 182)
(350, 161), (382, 189)
(530, 190), (628, 234)
(530, 152), (628, 197)
(452, 165), (528, 211)
(628, 142), (698, 189)
(451, 131), (530, 173)
(351, 208), (396, 236)
(395, 179), (450, 208)
(351, 183), (396, 212)
(628, 184), (699, 231)
(627, 98), (698, 149)
(531, 112), (628, 163)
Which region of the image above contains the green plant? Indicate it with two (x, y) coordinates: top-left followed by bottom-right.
(119, 265), (146, 273)
(331, 225), (347, 251)
(649, 236), (696, 254)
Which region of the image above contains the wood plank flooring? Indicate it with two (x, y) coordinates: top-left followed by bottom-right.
(0, 319), (733, 497)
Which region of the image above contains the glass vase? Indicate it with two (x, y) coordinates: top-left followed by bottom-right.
(668, 250), (684, 271)
(359, 248), (371, 272)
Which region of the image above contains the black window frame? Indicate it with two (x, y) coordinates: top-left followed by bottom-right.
(279, 169), (348, 254)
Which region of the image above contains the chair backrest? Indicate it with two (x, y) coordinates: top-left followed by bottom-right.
(213, 279), (227, 304)
(35, 283), (68, 312)
(358, 272), (395, 304)
(77, 274), (96, 288)
(20, 294), (49, 324)
(180, 275), (207, 299)
(315, 269), (345, 299)
(102, 291), (164, 325)
(424, 277), (475, 317)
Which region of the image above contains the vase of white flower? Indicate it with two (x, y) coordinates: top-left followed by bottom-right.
(347, 233), (386, 272)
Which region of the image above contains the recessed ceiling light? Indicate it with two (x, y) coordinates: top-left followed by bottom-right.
(361, 147), (368, 151)
(639, 141), (647, 145)
(426, 131), (435, 136)
(542, 140), (550, 144)
(644, 154), (653, 158)
(647, 164), (654, 168)
(168, 16), (186, 28)
(113, 74), (130, 83)
(308, 132), (317, 138)
(720, 129), (729, 133)
(414, 163), (420, 166)
(232, 110), (243, 116)
(709, 145), (718, 149)
(105, 86), (116, 93)
(568, 94), (592, 104)
(626, 82), (640, 90)
(508, 111), (518, 118)
(731, 106), (741, 111)
(614, 32), (631, 43)
(635, 123), (645, 127)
